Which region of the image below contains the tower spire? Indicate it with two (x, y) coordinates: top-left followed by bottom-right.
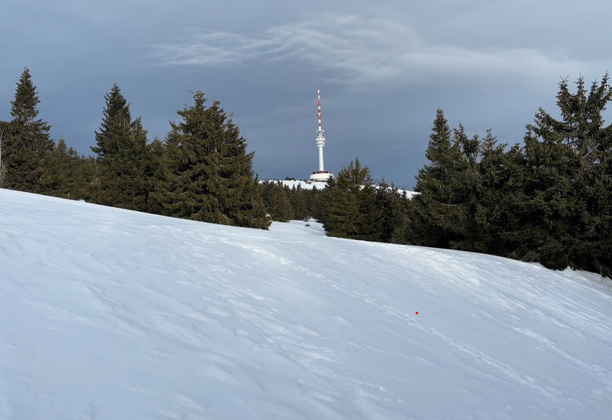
(317, 86), (322, 131)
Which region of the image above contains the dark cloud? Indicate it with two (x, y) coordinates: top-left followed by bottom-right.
(1, 0), (611, 190)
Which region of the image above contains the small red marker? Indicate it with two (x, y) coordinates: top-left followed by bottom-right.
(415, 312), (419, 315)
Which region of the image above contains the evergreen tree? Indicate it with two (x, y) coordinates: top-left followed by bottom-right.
(48, 136), (82, 199)
(141, 137), (167, 215)
(325, 159), (381, 241)
(268, 184), (295, 222)
(161, 91), (270, 229)
(311, 178), (335, 226)
(375, 178), (411, 243)
(406, 109), (465, 247)
(288, 184), (309, 220)
(0, 121), (7, 187)
(2, 68), (55, 193)
(507, 75), (612, 276)
(90, 84), (149, 210)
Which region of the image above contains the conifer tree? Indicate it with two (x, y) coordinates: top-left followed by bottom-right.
(269, 184), (295, 222)
(311, 178), (335, 226)
(2, 68), (55, 193)
(325, 159), (381, 241)
(90, 84), (149, 210)
(406, 109), (465, 247)
(375, 178), (410, 243)
(161, 91), (270, 229)
(141, 137), (167, 215)
(48, 136), (82, 198)
(509, 75), (612, 276)
(288, 185), (309, 220)
(0, 121), (7, 187)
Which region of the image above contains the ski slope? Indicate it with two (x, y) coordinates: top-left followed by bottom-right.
(0, 188), (611, 420)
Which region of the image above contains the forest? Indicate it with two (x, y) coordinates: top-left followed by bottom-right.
(2, 68), (611, 278)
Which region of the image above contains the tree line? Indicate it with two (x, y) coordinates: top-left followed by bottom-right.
(283, 74), (610, 279)
(2, 68), (611, 278)
(0, 68), (270, 229)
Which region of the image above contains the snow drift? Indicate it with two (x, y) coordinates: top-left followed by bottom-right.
(0, 188), (611, 419)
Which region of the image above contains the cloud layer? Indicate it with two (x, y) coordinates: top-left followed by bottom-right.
(151, 14), (585, 86)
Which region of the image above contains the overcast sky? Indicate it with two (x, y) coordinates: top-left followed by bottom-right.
(2, 0), (611, 189)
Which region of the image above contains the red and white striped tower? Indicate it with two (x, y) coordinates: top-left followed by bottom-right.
(310, 87), (333, 181)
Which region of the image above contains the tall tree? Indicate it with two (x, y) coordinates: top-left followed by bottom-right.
(161, 91), (270, 229)
(508, 75), (612, 276)
(2, 68), (55, 193)
(405, 109), (465, 247)
(90, 84), (149, 210)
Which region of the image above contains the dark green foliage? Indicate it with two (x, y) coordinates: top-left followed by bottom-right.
(406, 109), (469, 247)
(261, 181), (294, 222)
(375, 178), (411, 243)
(2, 68), (55, 193)
(47, 137), (83, 199)
(89, 84), (150, 210)
(311, 178), (335, 226)
(507, 75), (612, 276)
(0, 121), (7, 187)
(141, 137), (167, 214)
(160, 91), (270, 229)
(288, 184), (309, 221)
(405, 74), (612, 279)
(325, 159), (382, 241)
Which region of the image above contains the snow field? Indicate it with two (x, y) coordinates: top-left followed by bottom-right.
(0, 188), (611, 419)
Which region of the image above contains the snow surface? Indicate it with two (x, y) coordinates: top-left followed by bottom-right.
(1, 188), (611, 420)
(261, 179), (325, 190)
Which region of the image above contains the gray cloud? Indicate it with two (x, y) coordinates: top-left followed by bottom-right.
(150, 14), (587, 85)
(2, 0), (612, 190)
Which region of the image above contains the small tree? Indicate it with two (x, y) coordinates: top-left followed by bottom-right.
(325, 159), (381, 241)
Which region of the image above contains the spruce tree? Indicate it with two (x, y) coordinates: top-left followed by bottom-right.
(509, 75), (612, 276)
(2, 68), (55, 193)
(325, 159), (381, 241)
(48, 136), (82, 199)
(288, 184), (309, 220)
(141, 137), (167, 215)
(90, 84), (149, 210)
(0, 121), (7, 187)
(375, 179), (410, 243)
(311, 178), (335, 225)
(161, 91), (270, 229)
(406, 109), (465, 247)
(268, 183), (295, 222)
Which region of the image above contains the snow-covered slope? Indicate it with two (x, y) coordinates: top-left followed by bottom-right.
(0, 189), (611, 420)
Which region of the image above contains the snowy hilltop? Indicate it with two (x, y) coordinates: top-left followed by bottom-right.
(261, 179), (419, 198)
(0, 188), (611, 420)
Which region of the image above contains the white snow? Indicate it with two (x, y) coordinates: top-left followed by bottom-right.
(0, 188), (611, 420)
(261, 179), (324, 190)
